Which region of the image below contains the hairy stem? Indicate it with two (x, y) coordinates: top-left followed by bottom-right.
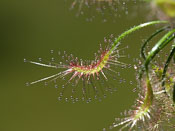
(110, 21), (168, 53)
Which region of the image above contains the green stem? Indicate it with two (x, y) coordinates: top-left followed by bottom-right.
(162, 42), (175, 87)
(110, 21), (168, 53)
(139, 29), (175, 79)
(174, 48), (175, 64)
(143, 68), (153, 109)
(141, 26), (169, 60)
(139, 29), (175, 110)
(144, 30), (175, 69)
(173, 83), (175, 103)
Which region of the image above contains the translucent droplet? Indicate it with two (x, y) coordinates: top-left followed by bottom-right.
(26, 82), (30, 86)
(38, 58), (42, 61)
(102, 128), (106, 131)
(55, 85), (58, 88)
(130, 81), (133, 85)
(58, 96), (62, 101)
(103, 94), (107, 98)
(44, 82), (48, 86)
(24, 58), (27, 63)
(133, 88), (136, 92)
(51, 57), (54, 61)
(60, 92), (63, 97)
(82, 97), (85, 101)
(65, 97), (68, 102)
(50, 50), (54, 54)
(75, 98), (79, 102)
(109, 125), (113, 130)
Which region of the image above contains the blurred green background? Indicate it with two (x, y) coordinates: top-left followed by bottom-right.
(0, 0), (161, 131)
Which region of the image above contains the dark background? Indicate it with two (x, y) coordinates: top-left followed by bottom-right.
(0, 0), (161, 131)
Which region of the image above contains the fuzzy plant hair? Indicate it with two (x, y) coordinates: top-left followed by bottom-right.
(25, 21), (167, 103)
(25, 20), (175, 130)
(111, 20), (175, 130)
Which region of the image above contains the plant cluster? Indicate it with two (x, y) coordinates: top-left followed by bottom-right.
(26, 0), (175, 130)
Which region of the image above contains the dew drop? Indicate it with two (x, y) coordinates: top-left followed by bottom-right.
(26, 82), (30, 86)
(110, 34), (114, 38)
(50, 50), (54, 54)
(128, 64), (132, 68)
(102, 128), (106, 131)
(118, 72), (120, 76)
(24, 58), (27, 63)
(88, 98), (92, 102)
(119, 79), (122, 83)
(103, 94), (107, 98)
(60, 92), (63, 97)
(115, 118), (120, 121)
(94, 95), (98, 99)
(38, 58), (42, 61)
(133, 88), (137, 92)
(123, 79), (126, 83)
(86, 100), (89, 103)
(55, 85), (58, 88)
(65, 97), (68, 102)
(134, 65), (137, 70)
(109, 125), (113, 130)
(75, 98), (79, 102)
(62, 85), (65, 88)
(82, 97), (85, 101)
(44, 82), (48, 86)
(72, 100), (75, 104)
(51, 57), (54, 61)
(58, 96), (62, 101)
(130, 81), (133, 85)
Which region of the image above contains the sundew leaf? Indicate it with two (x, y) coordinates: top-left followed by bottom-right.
(26, 21), (168, 103)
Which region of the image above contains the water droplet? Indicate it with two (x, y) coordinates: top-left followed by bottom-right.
(109, 125), (113, 130)
(118, 72), (120, 76)
(75, 98), (79, 102)
(133, 88), (136, 92)
(103, 94), (107, 98)
(51, 57), (54, 61)
(26, 82), (30, 86)
(102, 128), (106, 131)
(44, 82), (48, 86)
(65, 97), (68, 102)
(123, 79), (126, 83)
(55, 85), (58, 88)
(58, 96), (62, 101)
(82, 97), (85, 101)
(60, 92), (63, 97)
(130, 81), (133, 85)
(134, 65), (137, 70)
(24, 58), (27, 62)
(50, 50), (54, 54)
(38, 58), (42, 61)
